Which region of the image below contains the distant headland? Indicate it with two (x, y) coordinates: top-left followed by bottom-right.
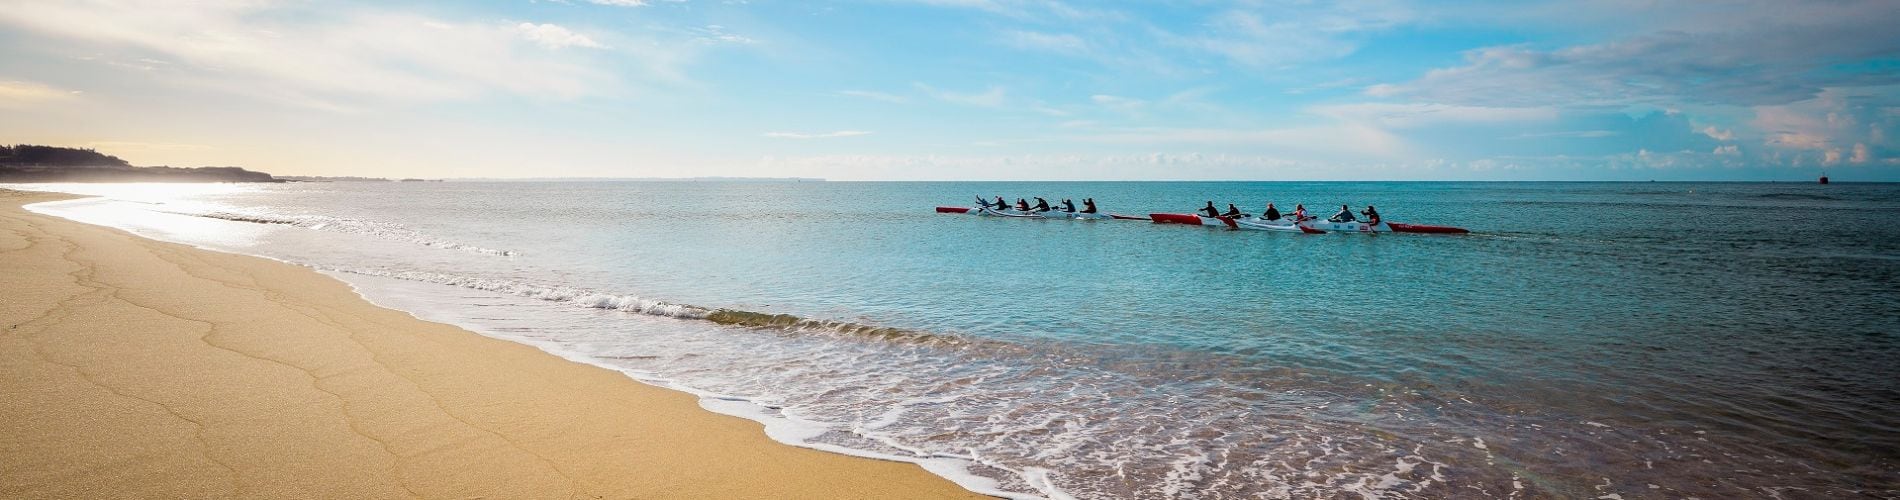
(0, 144), (280, 183)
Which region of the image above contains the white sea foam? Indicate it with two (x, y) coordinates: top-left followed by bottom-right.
(329, 268), (710, 319)
(179, 209), (519, 256)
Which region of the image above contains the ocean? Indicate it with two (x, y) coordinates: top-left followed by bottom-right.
(14, 180), (1899, 499)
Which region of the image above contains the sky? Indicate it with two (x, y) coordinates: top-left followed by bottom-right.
(1, 0), (1897, 181)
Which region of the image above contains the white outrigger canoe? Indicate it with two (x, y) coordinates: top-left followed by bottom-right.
(1233, 216), (1327, 234)
(1151, 212), (1468, 234)
(1298, 219), (1470, 234)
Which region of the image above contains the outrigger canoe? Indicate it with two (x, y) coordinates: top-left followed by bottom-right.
(1149, 213), (1237, 227)
(1153, 212), (1468, 234)
(1298, 219), (1470, 234)
(935, 206), (1146, 220)
(1233, 216), (1327, 234)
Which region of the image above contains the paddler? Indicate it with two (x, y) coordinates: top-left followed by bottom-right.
(1222, 203), (1243, 218)
(1263, 203), (1281, 221)
(994, 196), (1009, 210)
(1200, 201), (1220, 217)
(1081, 198), (1099, 214)
(1061, 198), (1077, 212)
(1293, 204), (1308, 220)
(1329, 204), (1357, 223)
(1016, 198), (1031, 211)
(1361, 205), (1380, 225)
(1033, 197), (1052, 212)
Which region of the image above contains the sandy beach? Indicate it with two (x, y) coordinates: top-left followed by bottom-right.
(0, 188), (980, 499)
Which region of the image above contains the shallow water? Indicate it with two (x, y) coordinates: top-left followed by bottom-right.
(16, 181), (1900, 498)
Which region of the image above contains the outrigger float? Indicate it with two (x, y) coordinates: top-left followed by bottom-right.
(936, 204), (1469, 234)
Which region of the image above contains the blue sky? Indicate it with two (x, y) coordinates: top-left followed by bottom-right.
(2, 0), (1897, 180)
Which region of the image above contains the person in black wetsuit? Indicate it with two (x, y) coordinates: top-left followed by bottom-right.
(1081, 198), (1098, 214)
(1329, 204), (1356, 223)
(1200, 201), (1220, 217)
(1033, 197), (1052, 212)
(1264, 203), (1281, 221)
(1016, 198), (1030, 211)
(1222, 203), (1243, 217)
(1061, 199), (1076, 212)
(993, 196), (1009, 210)
(1361, 205), (1380, 225)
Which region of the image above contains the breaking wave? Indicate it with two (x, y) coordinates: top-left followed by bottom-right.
(174, 209), (519, 256)
(327, 267), (973, 346)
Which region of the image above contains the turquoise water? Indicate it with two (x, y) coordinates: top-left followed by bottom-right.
(20, 181), (1900, 498)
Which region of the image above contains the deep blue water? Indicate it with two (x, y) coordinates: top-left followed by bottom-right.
(21, 181), (1900, 498)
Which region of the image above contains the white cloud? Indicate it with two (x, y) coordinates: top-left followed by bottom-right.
(692, 25), (758, 45)
(1158, 2), (1414, 67)
(1699, 126), (1734, 141)
(915, 83), (1008, 108)
(1309, 103), (1559, 128)
(763, 130), (873, 139)
(1090, 94), (1145, 113)
(1510, 130), (1618, 139)
(0, 80), (79, 108)
(587, 0), (650, 6)
(514, 23), (606, 49)
(1062, 124), (1408, 159)
(0, 1), (655, 110)
(1001, 30), (1086, 54)
(1850, 143), (1871, 164)
(1713, 144), (1740, 155)
(757, 152), (1310, 181)
(838, 90), (908, 103)
(1370, 1), (1900, 108)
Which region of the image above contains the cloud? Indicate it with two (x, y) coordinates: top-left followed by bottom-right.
(1309, 103), (1559, 128)
(1510, 130), (1618, 139)
(1157, 1), (1414, 67)
(1752, 88), (1896, 161)
(692, 25), (758, 45)
(514, 23), (606, 49)
(1370, 1), (1900, 108)
(1001, 30), (1087, 54)
(1061, 124), (1408, 159)
(0, 80), (79, 108)
(0, 1), (652, 110)
(586, 0), (650, 6)
(915, 83), (1007, 107)
(1090, 94), (1145, 113)
(1699, 126), (1734, 141)
(838, 90), (908, 103)
(757, 152), (1310, 180)
(763, 130), (873, 139)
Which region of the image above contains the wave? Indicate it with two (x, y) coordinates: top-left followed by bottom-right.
(173, 209), (518, 256)
(329, 267), (975, 346)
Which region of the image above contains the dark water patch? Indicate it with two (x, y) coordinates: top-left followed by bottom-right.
(706, 309), (976, 346)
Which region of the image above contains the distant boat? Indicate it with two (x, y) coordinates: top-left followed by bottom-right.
(1820, 173), (1830, 184)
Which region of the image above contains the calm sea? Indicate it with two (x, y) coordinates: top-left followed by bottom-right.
(17, 181), (1900, 499)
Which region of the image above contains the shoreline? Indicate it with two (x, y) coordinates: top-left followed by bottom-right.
(0, 188), (983, 499)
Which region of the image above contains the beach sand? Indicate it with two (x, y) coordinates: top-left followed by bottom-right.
(0, 189), (982, 499)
